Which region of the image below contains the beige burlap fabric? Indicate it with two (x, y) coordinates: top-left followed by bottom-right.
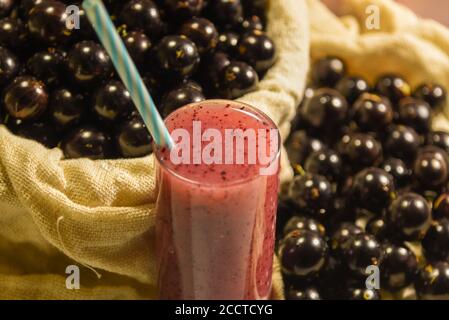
(0, 0), (309, 299)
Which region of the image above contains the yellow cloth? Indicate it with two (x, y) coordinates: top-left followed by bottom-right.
(0, 0), (309, 300)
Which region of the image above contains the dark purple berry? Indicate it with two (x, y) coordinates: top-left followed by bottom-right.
(93, 81), (133, 122)
(119, 0), (163, 38)
(375, 74), (411, 105)
(335, 76), (370, 105)
(219, 61), (258, 99)
(352, 93), (394, 132)
(3, 76), (48, 120)
(288, 173), (333, 219)
(179, 17), (218, 54)
(63, 126), (112, 160)
(279, 229), (328, 277)
(312, 56), (346, 87)
(422, 219), (449, 262)
(414, 82), (447, 109)
(379, 243), (418, 291)
(415, 262), (449, 300)
(387, 192), (431, 241)
(116, 116), (153, 158)
(397, 97), (432, 134)
(238, 30), (276, 74)
(66, 41), (113, 86)
(350, 167), (395, 213)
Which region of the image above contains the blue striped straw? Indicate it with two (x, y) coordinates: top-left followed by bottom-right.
(82, 0), (174, 149)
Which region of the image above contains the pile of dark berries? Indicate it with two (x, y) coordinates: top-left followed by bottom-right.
(0, 0), (275, 159)
(280, 56), (449, 300)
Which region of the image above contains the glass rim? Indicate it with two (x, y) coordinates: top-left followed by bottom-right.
(153, 99), (281, 188)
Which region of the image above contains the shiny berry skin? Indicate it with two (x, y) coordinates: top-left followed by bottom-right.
(279, 229), (329, 277)
(346, 288), (380, 300)
(216, 32), (239, 56)
(283, 216), (326, 237)
(338, 133), (383, 169)
(330, 223), (363, 253)
(433, 193), (449, 220)
(414, 82), (447, 109)
(312, 56), (346, 87)
(397, 97), (432, 134)
(287, 130), (325, 166)
(365, 217), (391, 240)
(335, 76), (370, 105)
(0, 0), (13, 18)
(122, 31), (152, 67)
(286, 287), (321, 300)
(219, 61), (258, 99)
(19, 0), (45, 18)
(381, 158), (412, 188)
(0, 46), (18, 87)
(27, 1), (71, 45)
(387, 192), (431, 241)
(379, 243), (418, 291)
(238, 30), (276, 74)
(341, 233), (381, 275)
(49, 88), (84, 128)
(422, 219), (449, 262)
(160, 84), (205, 117)
(415, 262), (449, 300)
(209, 0), (244, 26)
(93, 81), (133, 122)
(237, 15), (264, 33)
(413, 147), (449, 191)
(116, 116), (153, 158)
(66, 41), (113, 86)
(15, 121), (58, 148)
(181, 79), (203, 92)
(288, 173), (333, 219)
(375, 74), (411, 105)
(179, 18), (218, 54)
(427, 131), (449, 154)
(156, 35), (200, 80)
(384, 125), (421, 161)
(119, 0), (163, 39)
(200, 51), (230, 90)
(27, 51), (65, 87)
(350, 168), (395, 213)
(304, 149), (342, 182)
(352, 93), (394, 132)
(301, 88), (348, 130)
(62, 126), (112, 160)
(3, 76), (48, 120)
(165, 0), (204, 20)
(0, 17), (27, 49)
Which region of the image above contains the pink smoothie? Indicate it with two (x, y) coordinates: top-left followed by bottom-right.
(154, 100), (280, 300)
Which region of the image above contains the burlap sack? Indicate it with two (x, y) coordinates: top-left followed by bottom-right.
(0, 0), (309, 299)
(308, 0), (449, 124)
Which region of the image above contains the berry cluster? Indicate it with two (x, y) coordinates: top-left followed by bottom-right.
(0, 0), (275, 159)
(279, 56), (449, 300)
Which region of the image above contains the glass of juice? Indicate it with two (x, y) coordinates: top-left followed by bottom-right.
(154, 100), (280, 300)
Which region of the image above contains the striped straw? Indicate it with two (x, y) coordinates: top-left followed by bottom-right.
(82, 0), (174, 149)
